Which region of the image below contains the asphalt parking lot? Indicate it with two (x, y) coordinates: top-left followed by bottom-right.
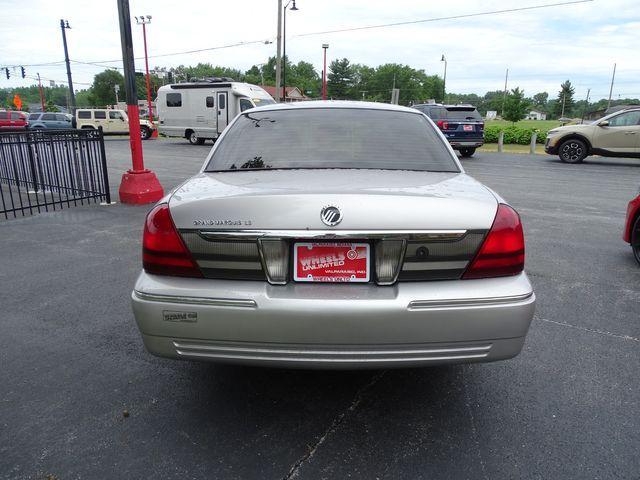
(1, 138), (639, 479)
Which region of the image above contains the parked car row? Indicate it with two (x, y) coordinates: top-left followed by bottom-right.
(0, 108), (156, 140)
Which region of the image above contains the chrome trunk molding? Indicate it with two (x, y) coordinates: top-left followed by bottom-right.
(133, 290), (257, 308)
(407, 292), (534, 310)
(197, 229), (467, 241)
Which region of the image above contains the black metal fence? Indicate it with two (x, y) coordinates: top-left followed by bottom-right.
(0, 129), (111, 219)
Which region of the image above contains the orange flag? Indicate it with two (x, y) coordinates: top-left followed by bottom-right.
(13, 94), (22, 111)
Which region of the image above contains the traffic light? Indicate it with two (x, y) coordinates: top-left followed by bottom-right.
(20, 66), (25, 78)
(4, 68), (9, 80)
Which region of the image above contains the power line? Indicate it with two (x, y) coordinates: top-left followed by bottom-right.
(71, 39), (271, 66)
(42, 0), (594, 68)
(0, 61), (66, 69)
(292, 0), (594, 38)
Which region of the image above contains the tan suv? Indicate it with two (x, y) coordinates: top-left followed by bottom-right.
(76, 109), (156, 140)
(545, 107), (640, 163)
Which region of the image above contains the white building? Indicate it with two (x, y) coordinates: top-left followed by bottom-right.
(525, 110), (547, 121)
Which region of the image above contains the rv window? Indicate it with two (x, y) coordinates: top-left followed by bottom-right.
(78, 111), (91, 119)
(239, 99), (253, 112)
(166, 93), (182, 107)
(218, 94), (226, 109)
(206, 96), (214, 108)
(94, 111), (107, 119)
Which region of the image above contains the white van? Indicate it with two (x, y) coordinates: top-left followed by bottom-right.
(156, 78), (275, 145)
(76, 109), (156, 140)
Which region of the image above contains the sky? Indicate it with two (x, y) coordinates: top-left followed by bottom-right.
(1, 0), (639, 101)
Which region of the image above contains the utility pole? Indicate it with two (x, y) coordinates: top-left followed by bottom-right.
(322, 43), (329, 100)
(37, 73), (45, 111)
(501, 68), (509, 117)
(135, 15), (156, 136)
(581, 88), (590, 123)
(441, 54), (447, 103)
(561, 93), (566, 118)
(116, 0), (163, 204)
(60, 19), (76, 111)
(275, 0), (283, 102)
(607, 62), (616, 109)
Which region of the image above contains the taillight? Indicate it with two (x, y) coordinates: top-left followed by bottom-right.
(142, 203), (202, 278)
(436, 120), (449, 130)
(462, 204), (524, 279)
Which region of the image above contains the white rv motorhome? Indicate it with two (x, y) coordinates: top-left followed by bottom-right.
(156, 78), (275, 144)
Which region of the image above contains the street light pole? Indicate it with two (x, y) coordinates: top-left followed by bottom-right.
(322, 43), (329, 100)
(116, 0), (163, 204)
(60, 19), (76, 111)
(135, 15), (157, 137)
(440, 54), (447, 103)
(275, 0), (283, 103)
(282, 0), (299, 102)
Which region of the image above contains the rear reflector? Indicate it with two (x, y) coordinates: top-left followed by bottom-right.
(375, 239), (406, 285)
(462, 204), (525, 279)
(143, 203), (203, 278)
(258, 239), (289, 284)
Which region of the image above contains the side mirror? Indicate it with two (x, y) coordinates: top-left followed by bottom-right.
(598, 120), (609, 127)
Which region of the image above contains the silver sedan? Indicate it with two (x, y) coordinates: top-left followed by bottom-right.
(132, 101), (535, 368)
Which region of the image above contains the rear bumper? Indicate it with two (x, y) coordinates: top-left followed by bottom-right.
(449, 139), (484, 149)
(131, 271), (535, 368)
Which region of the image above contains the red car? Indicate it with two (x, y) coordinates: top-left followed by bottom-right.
(0, 110), (29, 131)
(623, 192), (640, 264)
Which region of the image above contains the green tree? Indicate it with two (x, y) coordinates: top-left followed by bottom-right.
(503, 87), (529, 123)
(289, 61), (320, 97)
(327, 58), (355, 99)
(481, 90), (505, 115)
(44, 100), (58, 112)
(554, 80), (575, 118)
(351, 63), (443, 105)
(89, 69), (125, 106)
(532, 92), (549, 112)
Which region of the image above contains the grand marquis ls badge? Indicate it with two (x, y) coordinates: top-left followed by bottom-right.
(320, 205), (342, 226)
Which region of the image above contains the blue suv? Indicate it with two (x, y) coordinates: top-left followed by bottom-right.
(28, 112), (74, 130)
(412, 104), (484, 157)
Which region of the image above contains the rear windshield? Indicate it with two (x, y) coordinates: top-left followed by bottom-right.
(445, 107), (482, 121)
(205, 109), (459, 173)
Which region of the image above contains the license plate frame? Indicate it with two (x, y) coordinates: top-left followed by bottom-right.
(293, 242), (370, 283)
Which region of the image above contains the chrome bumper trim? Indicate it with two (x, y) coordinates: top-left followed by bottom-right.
(172, 340), (492, 363)
(133, 290), (257, 308)
(408, 292), (534, 310)
(197, 229), (467, 241)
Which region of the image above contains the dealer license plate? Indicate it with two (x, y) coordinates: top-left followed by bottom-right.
(293, 242), (370, 283)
